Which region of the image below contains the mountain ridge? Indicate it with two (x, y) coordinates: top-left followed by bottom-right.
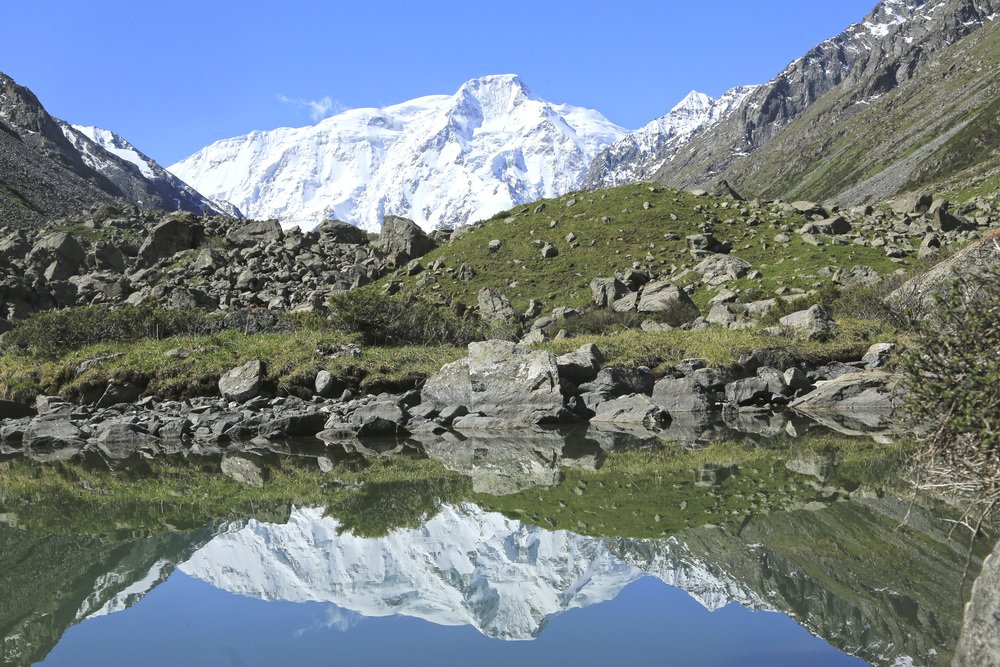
(0, 71), (231, 227)
(169, 74), (627, 231)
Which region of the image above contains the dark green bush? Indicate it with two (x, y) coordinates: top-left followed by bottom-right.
(560, 309), (642, 336)
(5, 305), (211, 357)
(328, 291), (491, 346)
(904, 265), (999, 492)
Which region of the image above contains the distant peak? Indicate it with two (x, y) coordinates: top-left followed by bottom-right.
(670, 90), (713, 114)
(460, 73), (530, 93)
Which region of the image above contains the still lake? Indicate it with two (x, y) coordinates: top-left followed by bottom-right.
(1, 417), (992, 666)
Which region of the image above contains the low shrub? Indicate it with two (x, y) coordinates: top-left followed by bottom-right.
(328, 291), (492, 346)
(904, 265), (1000, 498)
(4, 305), (212, 358)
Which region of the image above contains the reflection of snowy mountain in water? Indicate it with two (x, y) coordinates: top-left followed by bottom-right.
(179, 504), (768, 640)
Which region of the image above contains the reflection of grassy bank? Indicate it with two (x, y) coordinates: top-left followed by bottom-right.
(476, 436), (917, 539)
(0, 435), (917, 540)
(0, 456), (469, 537)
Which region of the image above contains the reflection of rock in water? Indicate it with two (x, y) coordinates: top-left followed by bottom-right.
(410, 429), (604, 495)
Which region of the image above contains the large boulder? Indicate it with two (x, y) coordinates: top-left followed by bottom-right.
(555, 343), (604, 384)
(789, 370), (902, 413)
(350, 401), (410, 437)
(886, 230), (999, 318)
(227, 219), (283, 247)
(219, 359), (266, 402)
(651, 376), (714, 413)
(478, 287), (517, 323)
(636, 281), (700, 325)
(319, 219), (370, 245)
(694, 253), (751, 284)
(96, 421), (160, 459)
(22, 417), (85, 462)
(591, 394), (669, 427)
(578, 367), (654, 398)
(29, 232), (87, 279)
(954, 538), (1000, 666)
(421, 340), (568, 424)
(779, 304), (836, 341)
(137, 213), (204, 266)
(590, 277), (628, 307)
(377, 215), (436, 263)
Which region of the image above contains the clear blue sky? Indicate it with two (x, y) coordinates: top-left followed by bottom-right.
(1, 0), (878, 166)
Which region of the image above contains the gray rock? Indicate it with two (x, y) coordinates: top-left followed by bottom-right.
(351, 401), (410, 437)
(478, 287), (516, 322)
(137, 213), (204, 266)
(315, 369), (336, 397)
(636, 281), (700, 325)
(23, 417), (84, 462)
(260, 411), (327, 437)
(725, 378), (772, 407)
(783, 367), (812, 390)
(421, 340), (567, 424)
(779, 304), (836, 341)
(377, 215), (436, 263)
(438, 404), (469, 425)
(608, 290), (637, 312)
(228, 219), (283, 247)
(578, 367), (654, 398)
(591, 394), (669, 427)
(694, 253), (752, 283)
(319, 219), (370, 244)
(96, 421), (159, 459)
(789, 370), (902, 413)
(954, 538), (1000, 666)
(651, 376), (714, 413)
(862, 342), (896, 370)
(95, 382), (142, 408)
(798, 217), (850, 235)
(590, 277), (628, 308)
(219, 360), (266, 402)
(540, 242), (558, 259)
(555, 343), (605, 384)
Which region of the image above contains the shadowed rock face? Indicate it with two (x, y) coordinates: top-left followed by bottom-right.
(0, 71), (225, 229)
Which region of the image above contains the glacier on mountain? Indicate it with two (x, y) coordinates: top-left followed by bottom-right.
(168, 74), (626, 231)
(178, 504), (768, 640)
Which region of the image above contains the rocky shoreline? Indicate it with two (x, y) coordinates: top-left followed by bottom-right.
(0, 324), (905, 472)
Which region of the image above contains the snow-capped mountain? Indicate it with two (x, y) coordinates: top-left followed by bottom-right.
(168, 74), (627, 231)
(179, 504), (767, 640)
(584, 85), (758, 189)
(65, 125), (240, 217)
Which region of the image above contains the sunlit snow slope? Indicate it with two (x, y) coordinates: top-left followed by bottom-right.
(169, 74), (626, 231)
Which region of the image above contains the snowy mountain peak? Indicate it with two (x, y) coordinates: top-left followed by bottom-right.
(169, 75), (626, 231)
(671, 90), (713, 114)
(584, 84), (758, 189)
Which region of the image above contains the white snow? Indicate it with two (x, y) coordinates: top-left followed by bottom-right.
(73, 125), (157, 178)
(177, 504), (768, 641)
(168, 74), (626, 231)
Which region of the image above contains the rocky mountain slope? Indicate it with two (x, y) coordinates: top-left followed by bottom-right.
(584, 86), (758, 190)
(169, 74), (627, 232)
(593, 0), (999, 204)
(0, 71), (230, 228)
